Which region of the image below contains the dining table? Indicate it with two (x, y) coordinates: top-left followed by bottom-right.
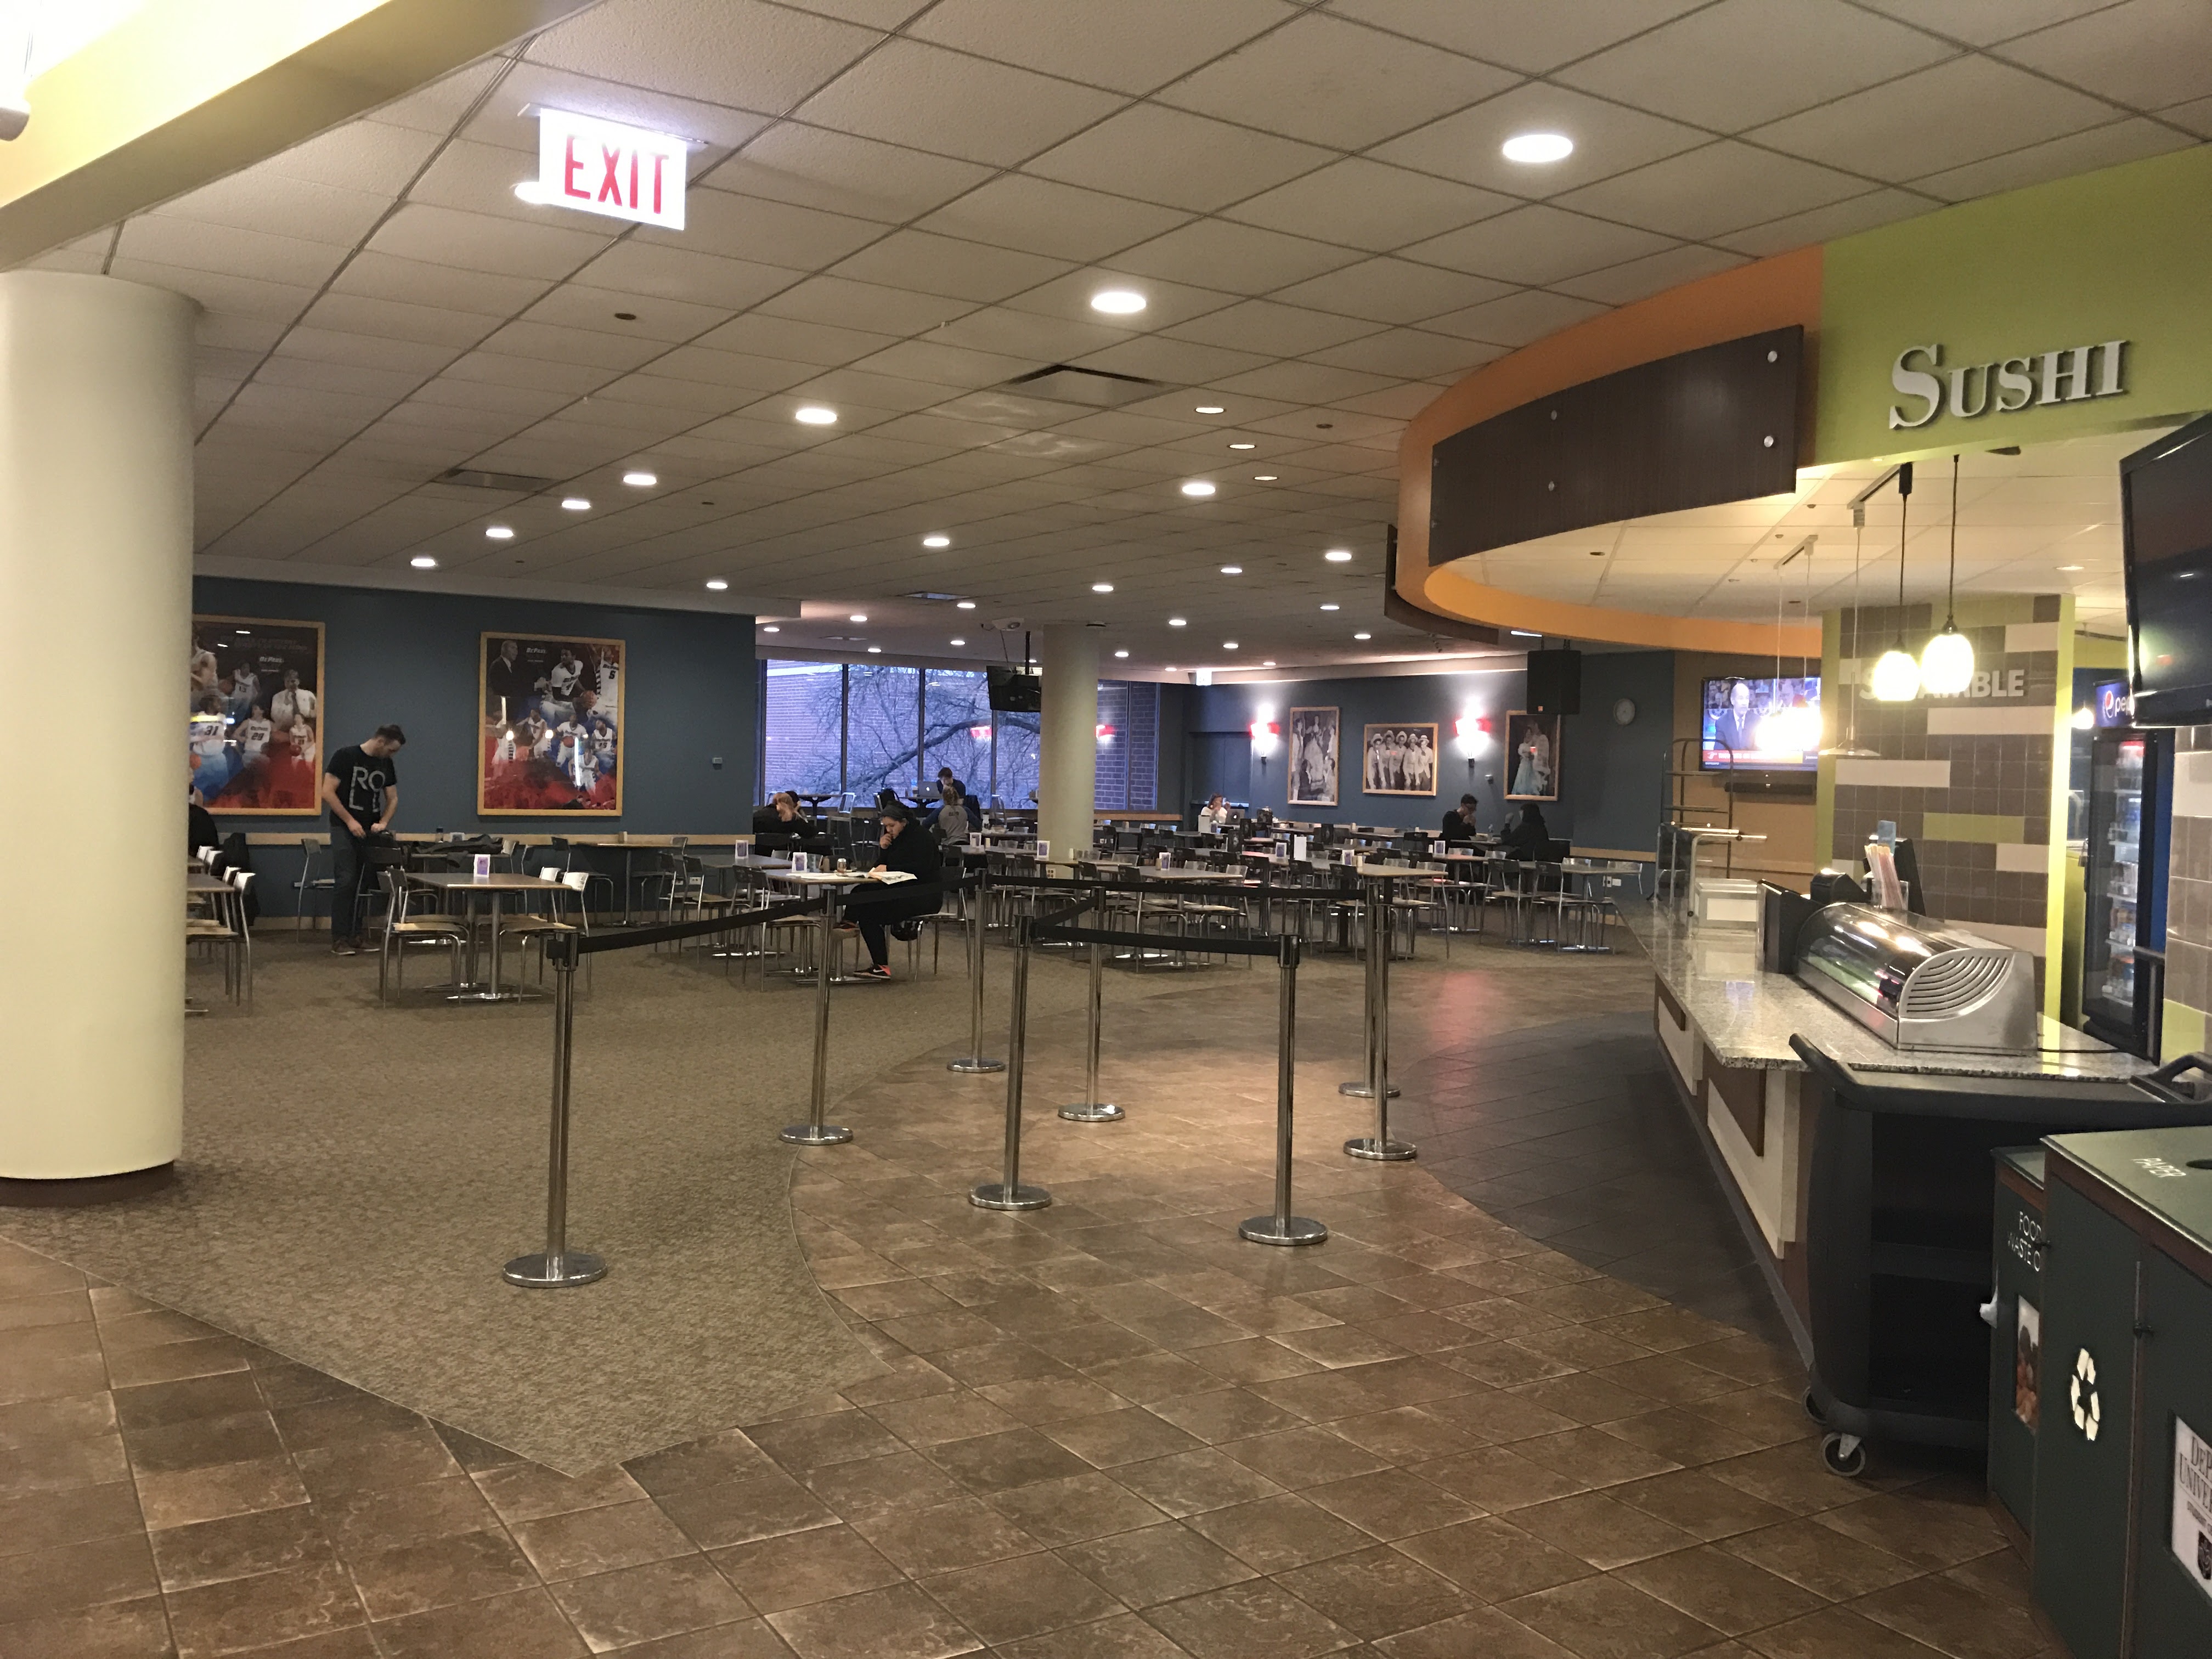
(407, 871), (569, 1001)
(765, 867), (875, 986)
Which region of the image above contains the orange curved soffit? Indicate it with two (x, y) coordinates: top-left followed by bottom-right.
(1398, 246), (1823, 654)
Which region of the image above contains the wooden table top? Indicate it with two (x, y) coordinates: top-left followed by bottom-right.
(407, 872), (569, 890)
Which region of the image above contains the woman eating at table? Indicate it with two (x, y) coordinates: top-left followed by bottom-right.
(840, 802), (943, 980)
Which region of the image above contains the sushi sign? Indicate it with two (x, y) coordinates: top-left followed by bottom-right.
(531, 109), (687, 230)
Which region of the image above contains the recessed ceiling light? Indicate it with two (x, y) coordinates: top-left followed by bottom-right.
(1168, 617), (1187, 628)
(955, 600), (977, 610)
(1114, 649), (1129, 659)
(1261, 661), (1276, 668)
(1502, 131), (1574, 164)
(2057, 563), (2084, 571)
(561, 496), (590, 511)
(1180, 480), (1216, 498)
(409, 555), (437, 569)
(1090, 289), (1146, 315)
(1324, 549), (1353, 562)
(512, 180), (553, 205)
(1229, 442), (1255, 450)
(794, 405), (837, 425)
(866, 645), (882, 653)
(1220, 565), (1242, 575)
(849, 613), (867, 623)
(1091, 582), (1114, 593)
(706, 579), (727, 591)
(761, 625), (780, 633)
(485, 525), (514, 540)
(1319, 602), (1339, 611)
(1254, 474), (1277, 481)
(1353, 631), (1372, 641)
(922, 533), (951, 548)
(950, 637), (966, 646)
(1223, 641), (1239, 650)
(622, 470), (657, 487)
(1195, 404), (1224, 414)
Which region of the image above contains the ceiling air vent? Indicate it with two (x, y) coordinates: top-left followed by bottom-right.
(436, 467), (559, 493)
(997, 364), (1166, 410)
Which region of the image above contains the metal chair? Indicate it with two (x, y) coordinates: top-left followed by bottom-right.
(186, 870), (255, 1006)
(292, 835), (334, 937)
(374, 870), (466, 1003)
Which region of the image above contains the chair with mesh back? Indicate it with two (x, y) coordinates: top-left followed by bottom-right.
(374, 870), (466, 1004)
(292, 835), (333, 937)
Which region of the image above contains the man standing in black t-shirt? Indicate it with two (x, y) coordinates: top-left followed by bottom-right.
(320, 724), (405, 955)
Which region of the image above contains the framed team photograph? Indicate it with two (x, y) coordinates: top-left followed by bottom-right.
(1506, 710), (1561, 802)
(1287, 707), (1339, 807)
(190, 616), (325, 813)
(1360, 723), (1437, 797)
(479, 632), (625, 815)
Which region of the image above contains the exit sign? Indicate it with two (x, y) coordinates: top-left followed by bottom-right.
(533, 109), (686, 230)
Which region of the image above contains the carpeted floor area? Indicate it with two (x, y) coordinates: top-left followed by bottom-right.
(0, 934), (1224, 1472)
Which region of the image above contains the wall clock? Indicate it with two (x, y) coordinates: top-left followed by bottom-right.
(1612, 698), (1637, 726)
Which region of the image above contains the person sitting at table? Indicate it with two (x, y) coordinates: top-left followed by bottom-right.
(934, 780), (971, 844)
(1501, 800), (1552, 860)
(1442, 794), (1480, 839)
(751, 791), (810, 845)
(1198, 794), (1230, 832)
(842, 802), (942, 980)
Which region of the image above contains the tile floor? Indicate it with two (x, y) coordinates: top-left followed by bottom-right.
(0, 933), (2056, 1658)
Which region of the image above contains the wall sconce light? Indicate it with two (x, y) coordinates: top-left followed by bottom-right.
(1250, 716), (1280, 772)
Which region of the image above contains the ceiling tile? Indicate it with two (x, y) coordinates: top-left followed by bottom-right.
(662, 187), (888, 271)
(999, 267), (1237, 332)
(697, 310), (900, 365)
(1298, 328), (1498, 380)
(1211, 360), (1400, 404)
(298, 291), (503, 349)
(927, 306), (1129, 362)
(1850, 0), (2131, 47)
(847, 338), (1038, 390)
(360, 58), (507, 137)
(1224, 159), (1516, 252)
(405, 138), (572, 227)
(1267, 257), (1514, 325)
(793, 39), (1127, 167)
(1107, 218), (1361, 294)
(828, 229), (1073, 302)
(441, 349), (616, 396)
(1996, 0), (2212, 110)
(1713, 187), (1936, 256)
(1368, 82), (1711, 198)
(331, 250), (548, 317)
(277, 327), (460, 377)
(916, 175), (1191, 264)
(115, 218), (351, 289)
(475, 319), (669, 372)
(1164, 298), (1383, 357)
(1908, 117), (2196, 202)
(1749, 55), (2121, 179)
(266, 119), (441, 196)
(520, 282), (731, 342)
(1422, 288), (1609, 347)
(153, 171), (391, 248)
(1557, 0), (1958, 132)
(1553, 242), (1750, 306)
(1555, 140), (1872, 239)
(700, 123), (995, 224)
(1071, 334), (1277, 385)
(754, 273), (970, 334)
(1402, 204), (1674, 285)
(528, 0), (884, 114)
(1328, 0), (1711, 74)
(365, 202), (612, 281)
(1158, 12), (1516, 149)
(2159, 95), (2212, 138)
(106, 260), (315, 324)
(906, 0), (1295, 95)
(458, 61), (772, 159)
(1024, 105), (1335, 213)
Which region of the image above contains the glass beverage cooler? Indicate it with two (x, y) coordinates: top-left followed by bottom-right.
(2080, 703), (2171, 1057)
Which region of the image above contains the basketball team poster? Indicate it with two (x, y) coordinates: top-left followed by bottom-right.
(478, 632), (624, 815)
(189, 616), (325, 813)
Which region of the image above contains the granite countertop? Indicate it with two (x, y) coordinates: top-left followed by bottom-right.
(1622, 901), (2153, 1082)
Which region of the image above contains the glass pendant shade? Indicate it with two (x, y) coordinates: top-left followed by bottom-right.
(1919, 625), (1975, 696)
(1870, 646), (1922, 702)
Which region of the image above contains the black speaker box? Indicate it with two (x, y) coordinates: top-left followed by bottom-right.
(1526, 647), (1582, 715)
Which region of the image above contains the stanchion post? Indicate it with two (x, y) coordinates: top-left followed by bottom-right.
(1345, 873), (1415, 1163)
(1242, 933), (1325, 1246)
(1060, 883), (1122, 1123)
(949, 864), (1004, 1074)
(782, 889), (853, 1146)
(504, 949), (608, 1286)
(1339, 872), (1401, 1103)
(972, 916), (1049, 1211)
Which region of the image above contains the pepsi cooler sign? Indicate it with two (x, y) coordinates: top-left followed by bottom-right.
(2094, 679), (2132, 728)
(531, 109), (687, 230)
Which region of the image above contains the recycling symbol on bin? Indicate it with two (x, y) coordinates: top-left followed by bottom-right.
(2070, 1347), (2102, 1441)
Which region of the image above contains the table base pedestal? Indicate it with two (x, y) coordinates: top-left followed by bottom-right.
(502, 1250), (607, 1288)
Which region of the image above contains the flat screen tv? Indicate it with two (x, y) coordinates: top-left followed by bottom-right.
(2123, 415), (2212, 727)
(1700, 675), (1820, 771)
(986, 665), (1041, 713)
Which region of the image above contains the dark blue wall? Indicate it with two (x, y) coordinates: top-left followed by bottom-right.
(1182, 651), (1674, 852)
(196, 579), (757, 840)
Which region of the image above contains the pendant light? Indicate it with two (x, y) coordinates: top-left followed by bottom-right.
(1918, 453), (1974, 696)
(1869, 460), (1921, 702)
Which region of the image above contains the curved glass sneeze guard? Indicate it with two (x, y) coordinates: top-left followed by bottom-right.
(1799, 906), (1947, 1015)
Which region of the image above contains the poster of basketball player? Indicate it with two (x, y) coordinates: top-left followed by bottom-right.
(1287, 707), (1339, 807)
(189, 616), (324, 813)
(479, 632), (624, 815)
(1360, 723), (1437, 797)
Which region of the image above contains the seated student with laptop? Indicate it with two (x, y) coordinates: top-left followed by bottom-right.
(839, 802), (943, 980)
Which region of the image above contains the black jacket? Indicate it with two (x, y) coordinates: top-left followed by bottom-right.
(1441, 808), (1477, 839)
(876, 820), (943, 887)
(1502, 810), (1551, 859)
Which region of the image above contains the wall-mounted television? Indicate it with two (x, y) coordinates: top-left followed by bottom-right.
(1700, 675), (1820, 771)
(986, 665), (1042, 713)
(2123, 414), (2212, 727)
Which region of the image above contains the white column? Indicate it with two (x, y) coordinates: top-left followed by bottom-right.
(1037, 624), (1099, 861)
(1, 273), (195, 1180)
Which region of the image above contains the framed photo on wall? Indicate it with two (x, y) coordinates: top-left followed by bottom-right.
(1359, 723), (1438, 797)
(190, 616), (325, 813)
(1287, 707), (1339, 806)
(479, 632), (624, 815)
(1505, 710), (1561, 801)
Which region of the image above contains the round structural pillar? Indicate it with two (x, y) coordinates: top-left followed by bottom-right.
(0, 273), (195, 1184)
(1036, 624), (1099, 862)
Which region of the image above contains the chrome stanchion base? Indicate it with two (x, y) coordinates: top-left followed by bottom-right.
(1058, 1102), (1124, 1123)
(781, 1122), (854, 1146)
(970, 1181), (1051, 1211)
(1344, 1136), (1417, 1162)
(1239, 1215), (1328, 1246)
(947, 1056), (1007, 1074)
(502, 1250), (607, 1288)
(1337, 1081), (1401, 1099)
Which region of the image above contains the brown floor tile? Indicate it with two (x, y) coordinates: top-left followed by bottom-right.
(838, 1356), (961, 1409)
(1043, 1408), (1205, 1470)
(269, 1395), (423, 1452)
(765, 1581), (982, 1659)
(549, 1554), (753, 1653)
(1372, 1604), (1578, 1658)
(1614, 1544), (1825, 1635)
(0, 1431), (131, 1498)
(1423, 1389), (1579, 1447)
(103, 1338), (254, 1391)
(919, 1551), (1125, 1644)
(1142, 1389), (1307, 1446)
(1444, 1342), (1578, 1389)
(137, 1458), (312, 1532)
(1809, 1483), (2004, 1572)
(1720, 1517), (1920, 1600)
(655, 1469), (839, 1551)
(744, 1410), (905, 1471)
(371, 1586), (589, 1659)
(512, 1498), (697, 1582)
(1702, 1447), (1862, 1519)
(1213, 1428), (1391, 1491)
(149, 1504), (330, 1593)
(1057, 1522), (1256, 1609)
(290, 1426), (459, 1502)
(848, 1496), (1041, 1575)
(1408, 1444), (1585, 1512)
(1501, 1571), (1723, 1659)
(1111, 1448), (1285, 1519)
(933, 1340), (1077, 1389)
(0, 1532), (158, 1623)
(1080, 1354), (1221, 1404)
(473, 1462), (647, 1525)
(710, 1523), (904, 1613)
(315, 1475), (499, 1558)
(1275, 1543), (1477, 1640)
(1182, 1338), (1324, 1386)
(111, 1374), (265, 1435)
(867, 1392), (1023, 1449)
(606, 1615), (797, 1657)
(0, 1481), (144, 1560)
(1605, 1469), (1794, 1543)
(348, 1525), (540, 1620)
(1594, 1408), (1764, 1469)
(1513, 1427), (1681, 1489)
(924, 1426), (1096, 1494)
(1395, 1514), (1596, 1600)
(1740, 1604), (1951, 1658)
(1850, 1562), (2053, 1659)
(1593, 1355), (1741, 1408)
(1508, 1373), (1655, 1427)
(975, 1375), (1130, 1426)
(1511, 1491), (1702, 1570)
(1183, 1494), (1373, 1573)
(0, 1593), (174, 1659)
(0, 1390), (115, 1451)
(1327, 1406), (1481, 1464)
(988, 1610), (1192, 1659)
(803, 1449), (970, 1519)
(163, 1559), (365, 1658)
(982, 1472), (1170, 1548)
(1140, 1577), (1355, 1659)
(1305, 1468), (1481, 1541)
(1272, 1324), (1411, 1370)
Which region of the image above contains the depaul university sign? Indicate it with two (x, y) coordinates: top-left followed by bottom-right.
(1888, 338), (2128, 430)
